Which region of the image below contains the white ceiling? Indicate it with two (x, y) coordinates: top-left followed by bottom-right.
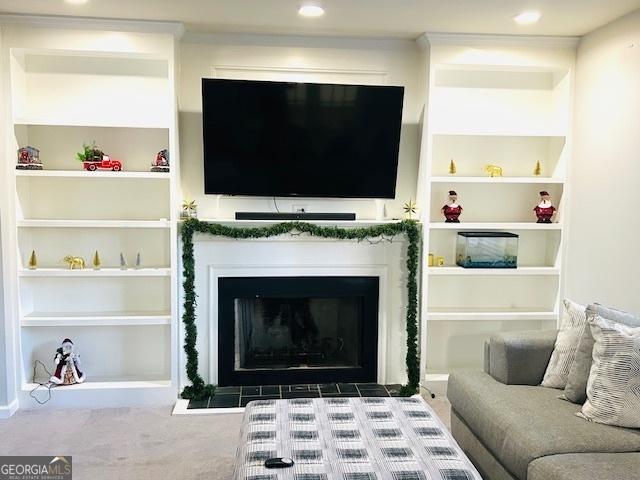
(1, 0), (639, 38)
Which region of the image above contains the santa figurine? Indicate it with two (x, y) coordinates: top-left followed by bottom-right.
(50, 338), (86, 385)
(442, 190), (463, 223)
(534, 191), (557, 223)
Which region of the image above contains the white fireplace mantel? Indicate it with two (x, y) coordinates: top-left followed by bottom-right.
(179, 232), (410, 389)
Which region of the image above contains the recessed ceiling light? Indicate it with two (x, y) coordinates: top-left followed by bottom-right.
(514, 11), (542, 25)
(65, 0), (90, 4)
(299, 1), (325, 17)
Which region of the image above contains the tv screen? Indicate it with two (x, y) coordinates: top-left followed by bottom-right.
(202, 79), (404, 198)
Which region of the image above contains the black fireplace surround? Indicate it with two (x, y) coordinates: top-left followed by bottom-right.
(218, 276), (379, 386)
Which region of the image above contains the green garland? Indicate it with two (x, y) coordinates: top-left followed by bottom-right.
(180, 218), (421, 400)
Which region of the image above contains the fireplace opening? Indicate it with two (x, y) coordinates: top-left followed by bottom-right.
(218, 276), (379, 386)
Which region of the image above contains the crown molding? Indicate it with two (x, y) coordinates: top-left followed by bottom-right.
(182, 31), (417, 51)
(419, 32), (580, 49)
(0, 14), (185, 38)
(415, 35), (430, 50)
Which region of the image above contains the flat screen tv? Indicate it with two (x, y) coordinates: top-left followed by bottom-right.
(202, 79), (404, 198)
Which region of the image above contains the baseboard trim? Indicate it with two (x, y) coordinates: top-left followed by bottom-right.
(0, 399), (19, 419)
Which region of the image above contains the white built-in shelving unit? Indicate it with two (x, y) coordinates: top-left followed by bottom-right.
(416, 35), (578, 393)
(1, 20), (182, 408)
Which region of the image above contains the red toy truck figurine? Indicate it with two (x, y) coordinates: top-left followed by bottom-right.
(83, 155), (122, 172)
(76, 143), (123, 172)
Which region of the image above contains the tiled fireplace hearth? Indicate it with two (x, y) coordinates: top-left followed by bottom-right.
(181, 230), (409, 394)
(187, 383), (403, 409)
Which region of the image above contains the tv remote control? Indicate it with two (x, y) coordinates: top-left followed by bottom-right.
(264, 457), (294, 469)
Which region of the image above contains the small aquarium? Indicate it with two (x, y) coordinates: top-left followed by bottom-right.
(456, 232), (518, 269)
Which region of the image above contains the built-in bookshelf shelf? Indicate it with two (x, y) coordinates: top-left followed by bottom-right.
(426, 308), (558, 321)
(17, 220), (171, 229)
(21, 311), (171, 326)
(427, 266), (560, 276)
(13, 118), (171, 130)
(428, 222), (562, 230)
(417, 38), (574, 388)
(430, 176), (565, 184)
(23, 379), (171, 392)
(431, 128), (568, 137)
(3, 24), (181, 412)
(15, 170), (170, 180)
(19, 268), (170, 278)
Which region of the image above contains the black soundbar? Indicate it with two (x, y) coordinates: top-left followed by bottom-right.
(235, 212), (356, 221)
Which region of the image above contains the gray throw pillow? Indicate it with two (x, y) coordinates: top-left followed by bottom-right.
(563, 304), (640, 404)
(577, 315), (640, 428)
(541, 299), (586, 389)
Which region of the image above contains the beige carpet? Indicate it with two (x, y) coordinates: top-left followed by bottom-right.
(0, 394), (450, 480)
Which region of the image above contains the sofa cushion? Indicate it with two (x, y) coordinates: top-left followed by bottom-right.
(541, 299), (586, 389)
(528, 452), (640, 480)
(448, 371), (640, 480)
(564, 303), (640, 404)
(578, 315), (640, 428)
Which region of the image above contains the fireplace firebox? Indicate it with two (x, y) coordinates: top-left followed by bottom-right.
(218, 276), (379, 386)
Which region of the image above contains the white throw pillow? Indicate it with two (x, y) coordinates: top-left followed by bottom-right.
(541, 299), (587, 389)
(578, 315), (640, 428)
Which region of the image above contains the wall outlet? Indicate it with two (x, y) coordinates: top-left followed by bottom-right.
(292, 205), (308, 213)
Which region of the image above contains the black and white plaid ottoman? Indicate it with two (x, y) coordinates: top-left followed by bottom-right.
(233, 397), (482, 480)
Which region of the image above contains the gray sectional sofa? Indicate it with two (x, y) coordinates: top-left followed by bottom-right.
(448, 330), (640, 480)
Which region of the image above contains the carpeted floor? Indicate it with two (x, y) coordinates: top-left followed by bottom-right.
(0, 394), (451, 480)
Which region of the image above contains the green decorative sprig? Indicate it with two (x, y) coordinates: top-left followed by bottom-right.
(76, 142), (103, 162)
(179, 218), (421, 400)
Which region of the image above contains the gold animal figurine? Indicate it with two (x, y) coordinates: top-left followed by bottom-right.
(63, 255), (86, 270)
(484, 164), (503, 177)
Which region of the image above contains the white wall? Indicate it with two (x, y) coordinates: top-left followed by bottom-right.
(0, 26), (9, 409)
(178, 34), (426, 219)
(567, 9), (640, 312)
(0, 220), (6, 407)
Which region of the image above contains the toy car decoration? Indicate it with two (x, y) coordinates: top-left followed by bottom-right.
(76, 143), (122, 172)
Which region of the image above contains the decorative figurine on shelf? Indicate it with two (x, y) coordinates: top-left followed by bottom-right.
(49, 338), (86, 385)
(181, 200), (198, 219)
(484, 164), (503, 177)
(534, 160), (542, 176)
(62, 255), (85, 269)
(151, 149), (170, 172)
(120, 253), (127, 270)
(436, 256), (445, 267)
(403, 199), (417, 220)
(135, 252), (142, 269)
(534, 191), (557, 223)
(92, 251), (101, 270)
(28, 250), (38, 270)
(77, 142), (122, 172)
(17, 146), (42, 170)
(449, 159), (457, 175)
(442, 190), (463, 223)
